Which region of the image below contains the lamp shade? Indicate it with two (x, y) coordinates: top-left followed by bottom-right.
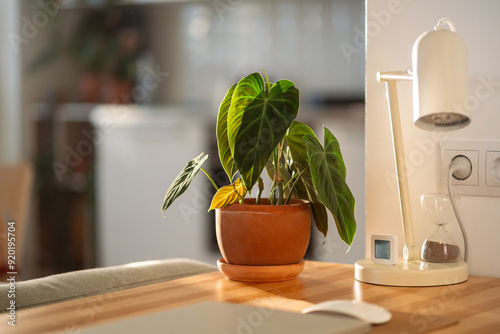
(413, 18), (470, 131)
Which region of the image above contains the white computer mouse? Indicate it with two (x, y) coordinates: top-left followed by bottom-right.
(302, 299), (392, 325)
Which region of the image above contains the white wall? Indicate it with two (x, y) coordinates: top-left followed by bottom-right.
(366, 0), (500, 277)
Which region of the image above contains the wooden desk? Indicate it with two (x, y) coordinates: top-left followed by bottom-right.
(2, 261), (499, 333)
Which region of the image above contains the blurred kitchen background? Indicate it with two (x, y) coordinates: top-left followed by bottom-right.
(0, 0), (365, 279)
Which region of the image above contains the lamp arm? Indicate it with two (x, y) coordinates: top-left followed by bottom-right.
(379, 71), (417, 262)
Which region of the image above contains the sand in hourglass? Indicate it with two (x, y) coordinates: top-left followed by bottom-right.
(420, 194), (461, 263)
(421, 240), (460, 262)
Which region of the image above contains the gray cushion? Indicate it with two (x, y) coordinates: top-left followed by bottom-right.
(0, 258), (217, 311)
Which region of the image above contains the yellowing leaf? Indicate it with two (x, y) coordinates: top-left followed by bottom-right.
(209, 178), (247, 211)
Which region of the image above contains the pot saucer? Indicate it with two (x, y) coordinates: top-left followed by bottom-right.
(217, 258), (305, 282)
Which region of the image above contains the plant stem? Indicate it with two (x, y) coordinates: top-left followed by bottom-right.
(276, 144), (283, 183)
(285, 166), (309, 205)
(277, 181), (284, 205)
(256, 177), (264, 205)
(200, 167), (219, 191)
(262, 67), (272, 92)
(269, 179), (276, 205)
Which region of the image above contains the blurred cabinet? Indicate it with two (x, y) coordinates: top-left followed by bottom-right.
(91, 105), (220, 266)
(32, 103), (98, 274)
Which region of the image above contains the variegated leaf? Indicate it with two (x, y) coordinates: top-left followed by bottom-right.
(161, 153), (209, 214)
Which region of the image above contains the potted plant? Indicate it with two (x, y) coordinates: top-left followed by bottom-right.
(161, 71), (356, 281)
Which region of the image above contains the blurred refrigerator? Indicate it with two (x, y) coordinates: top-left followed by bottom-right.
(91, 105), (220, 267)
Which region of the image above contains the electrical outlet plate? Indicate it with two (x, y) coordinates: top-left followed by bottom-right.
(440, 140), (500, 197)
(441, 149), (478, 186)
(486, 151), (500, 187)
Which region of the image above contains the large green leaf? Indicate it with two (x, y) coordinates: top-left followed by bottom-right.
(216, 83), (238, 182)
(285, 121), (318, 168)
(300, 169), (329, 238)
(324, 126), (347, 180)
(227, 72), (299, 190)
(304, 128), (356, 245)
(285, 123), (328, 236)
(161, 153), (209, 214)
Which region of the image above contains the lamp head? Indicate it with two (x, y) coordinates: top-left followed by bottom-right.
(413, 18), (470, 131)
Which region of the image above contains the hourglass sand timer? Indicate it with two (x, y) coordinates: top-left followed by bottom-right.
(420, 194), (461, 262)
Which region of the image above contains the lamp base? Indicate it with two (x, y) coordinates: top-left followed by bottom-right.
(355, 258), (468, 286)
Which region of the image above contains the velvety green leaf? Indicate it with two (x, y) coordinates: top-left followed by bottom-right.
(285, 121), (318, 167)
(300, 170), (329, 238)
(281, 122), (330, 238)
(310, 194), (329, 239)
(323, 125), (347, 180)
(304, 128), (356, 245)
(216, 83), (238, 182)
(227, 72), (299, 190)
(286, 124), (325, 230)
(161, 153), (209, 214)
(209, 178), (247, 210)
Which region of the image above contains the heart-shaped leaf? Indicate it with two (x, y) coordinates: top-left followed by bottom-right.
(216, 83), (238, 182)
(304, 128), (356, 245)
(299, 169), (329, 238)
(161, 153), (209, 214)
(209, 178), (247, 210)
(227, 72), (299, 190)
(285, 121), (318, 168)
(324, 126), (347, 180)
(309, 193), (329, 240)
(285, 124), (328, 236)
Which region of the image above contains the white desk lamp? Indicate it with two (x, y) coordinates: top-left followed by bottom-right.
(355, 18), (470, 286)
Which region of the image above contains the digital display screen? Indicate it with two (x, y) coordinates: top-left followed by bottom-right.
(374, 239), (391, 260)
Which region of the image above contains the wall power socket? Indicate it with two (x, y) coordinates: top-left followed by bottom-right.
(440, 140), (500, 197)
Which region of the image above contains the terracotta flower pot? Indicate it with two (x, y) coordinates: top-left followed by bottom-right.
(215, 198), (312, 266)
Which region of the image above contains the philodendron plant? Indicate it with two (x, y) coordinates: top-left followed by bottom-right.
(161, 71), (356, 245)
